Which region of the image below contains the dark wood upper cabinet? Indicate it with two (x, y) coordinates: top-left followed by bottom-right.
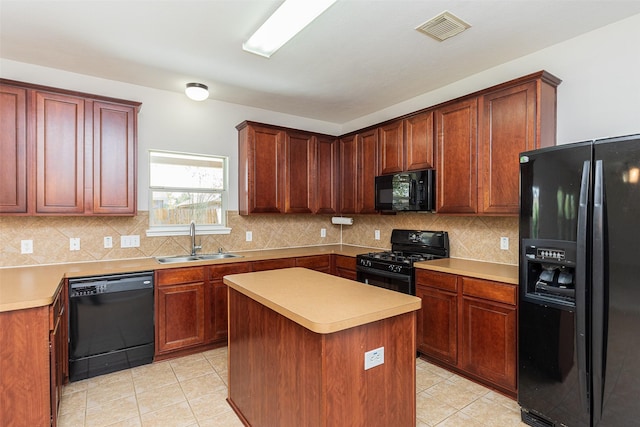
(0, 79), (140, 216)
(0, 84), (28, 213)
(238, 122), (339, 215)
(435, 97), (479, 214)
(479, 74), (560, 214)
(35, 91), (85, 214)
(236, 71), (559, 217)
(378, 120), (404, 175)
(238, 122), (286, 214)
(357, 129), (378, 214)
(314, 135), (339, 214)
(285, 131), (314, 214)
(404, 110), (435, 171)
(91, 101), (137, 215)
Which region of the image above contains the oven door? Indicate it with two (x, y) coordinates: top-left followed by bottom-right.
(356, 265), (413, 295)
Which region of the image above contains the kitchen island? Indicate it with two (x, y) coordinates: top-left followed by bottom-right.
(224, 267), (422, 427)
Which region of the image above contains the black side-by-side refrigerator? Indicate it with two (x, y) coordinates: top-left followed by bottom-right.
(518, 134), (640, 427)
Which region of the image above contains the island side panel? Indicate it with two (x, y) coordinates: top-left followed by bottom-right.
(227, 288), (323, 426)
(323, 311), (417, 426)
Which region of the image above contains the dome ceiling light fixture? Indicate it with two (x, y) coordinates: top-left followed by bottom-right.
(185, 82), (209, 101)
(243, 0), (337, 58)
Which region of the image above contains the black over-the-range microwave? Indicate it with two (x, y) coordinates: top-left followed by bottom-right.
(375, 169), (435, 212)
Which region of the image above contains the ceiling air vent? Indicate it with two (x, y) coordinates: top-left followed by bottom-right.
(415, 11), (471, 42)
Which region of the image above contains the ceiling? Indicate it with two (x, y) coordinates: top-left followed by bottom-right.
(2, 1), (640, 123)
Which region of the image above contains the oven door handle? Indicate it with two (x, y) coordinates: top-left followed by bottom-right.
(356, 265), (411, 281)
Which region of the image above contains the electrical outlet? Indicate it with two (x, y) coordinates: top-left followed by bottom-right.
(320, 228), (326, 238)
(70, 237), (80, 251)
(374, 230), (381, 240)
(104, 236), (113, 248)
(246, 231), (253, 242)
(21, 240), (33, 254)
(500, 237), (509, 250)
(364, 346), (384, 370)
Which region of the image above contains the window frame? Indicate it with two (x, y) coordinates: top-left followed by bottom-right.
(146, 149), (231, 237)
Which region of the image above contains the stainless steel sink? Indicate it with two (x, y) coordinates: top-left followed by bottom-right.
(155, 253), (243, 264)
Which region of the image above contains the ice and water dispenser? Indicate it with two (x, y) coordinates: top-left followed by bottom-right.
(521, 239), (576, 307)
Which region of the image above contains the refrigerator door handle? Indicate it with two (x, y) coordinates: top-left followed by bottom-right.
(576, 160), (591, 415)
(592, 160), (605, 424)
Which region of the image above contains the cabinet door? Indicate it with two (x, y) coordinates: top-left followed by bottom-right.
(357, 129), (378, 214)
(315, 135), (338, 214)
(415, 284), (458, 364)
(0, 84), (28, 213)
(239, 124), (285, 214)
(35, 91), (85, 214)
(333, 255), (356, 280)
(208, 263), (252, 343)
(435, 98), (478, 214)
(460, 297), (516, 391)
(91, 101), (137, 215)
(156, 268), (206, 353)
(479, 82), (536, 214)
(404, 110), (434, 171)
(338, 135), (358, 214)
(285, 131), (314, 213)
(378, 120), (404, 175)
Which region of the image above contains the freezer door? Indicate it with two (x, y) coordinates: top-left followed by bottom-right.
(519, 141), (592, 242)
(592, 134), (640, 426)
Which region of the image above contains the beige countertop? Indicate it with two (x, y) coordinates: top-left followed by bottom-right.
(415, 258), (518, 285)
(0, 245), (371, 313)
(224, 267), (422, 334)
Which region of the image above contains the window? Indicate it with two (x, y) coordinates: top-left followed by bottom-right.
(147, 150), (230, 236)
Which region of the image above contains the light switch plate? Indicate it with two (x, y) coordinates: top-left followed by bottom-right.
(500, 237), (509, 250)
(320, 228), (326, 238)
(374, 230), (381, 240)
(246, 231), (253, 242)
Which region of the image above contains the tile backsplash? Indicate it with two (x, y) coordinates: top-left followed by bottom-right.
(0, 211), (518, 268)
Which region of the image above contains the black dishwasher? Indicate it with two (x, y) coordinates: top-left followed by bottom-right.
(68, 271), (154, 382)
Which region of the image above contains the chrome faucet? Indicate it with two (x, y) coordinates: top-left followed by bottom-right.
(190, 220), (202, 256)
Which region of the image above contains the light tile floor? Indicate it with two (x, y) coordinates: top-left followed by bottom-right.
(58, 347), (527, 427)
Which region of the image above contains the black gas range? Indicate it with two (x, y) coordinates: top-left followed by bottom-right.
(356, 229), (449, 295)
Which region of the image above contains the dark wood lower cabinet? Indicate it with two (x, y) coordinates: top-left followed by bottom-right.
(0, 284), (65, 427)
(295, 254), (331, 273)
(154, 255), (359, 358)
(415, 269), (517, 396)
(155, 267), (206, 355)
(227, 288), (416, 427)
(333, 254), (357, 280)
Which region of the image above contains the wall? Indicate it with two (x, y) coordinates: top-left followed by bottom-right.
(3, 14), (637, 269)
(342, 13), (640, 142)
(0, 212), (518, 268)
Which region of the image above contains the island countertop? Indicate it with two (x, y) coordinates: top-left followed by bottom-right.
(224, 267), (421, 334)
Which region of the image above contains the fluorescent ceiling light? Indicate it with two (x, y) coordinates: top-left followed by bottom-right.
(243, 0), (337, 58)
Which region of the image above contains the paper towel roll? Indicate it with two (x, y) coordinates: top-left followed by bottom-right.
(331, 217), (353, 225)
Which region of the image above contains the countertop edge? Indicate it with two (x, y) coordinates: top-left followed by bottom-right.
(225, 268), (422, 334)
(415, 258), (518, 285)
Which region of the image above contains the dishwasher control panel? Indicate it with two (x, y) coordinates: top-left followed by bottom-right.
(70, 284), (107, 296)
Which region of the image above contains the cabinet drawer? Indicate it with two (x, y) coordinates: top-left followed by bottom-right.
(251, 258), (295, 272)
(156, 267), (206, 286)
(415, 269), (458, 292)
(462, 277), (516, 305)
(334, 255), (355, 270)
(209, 262), (251, 280)
(296, 255), (331, 270)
